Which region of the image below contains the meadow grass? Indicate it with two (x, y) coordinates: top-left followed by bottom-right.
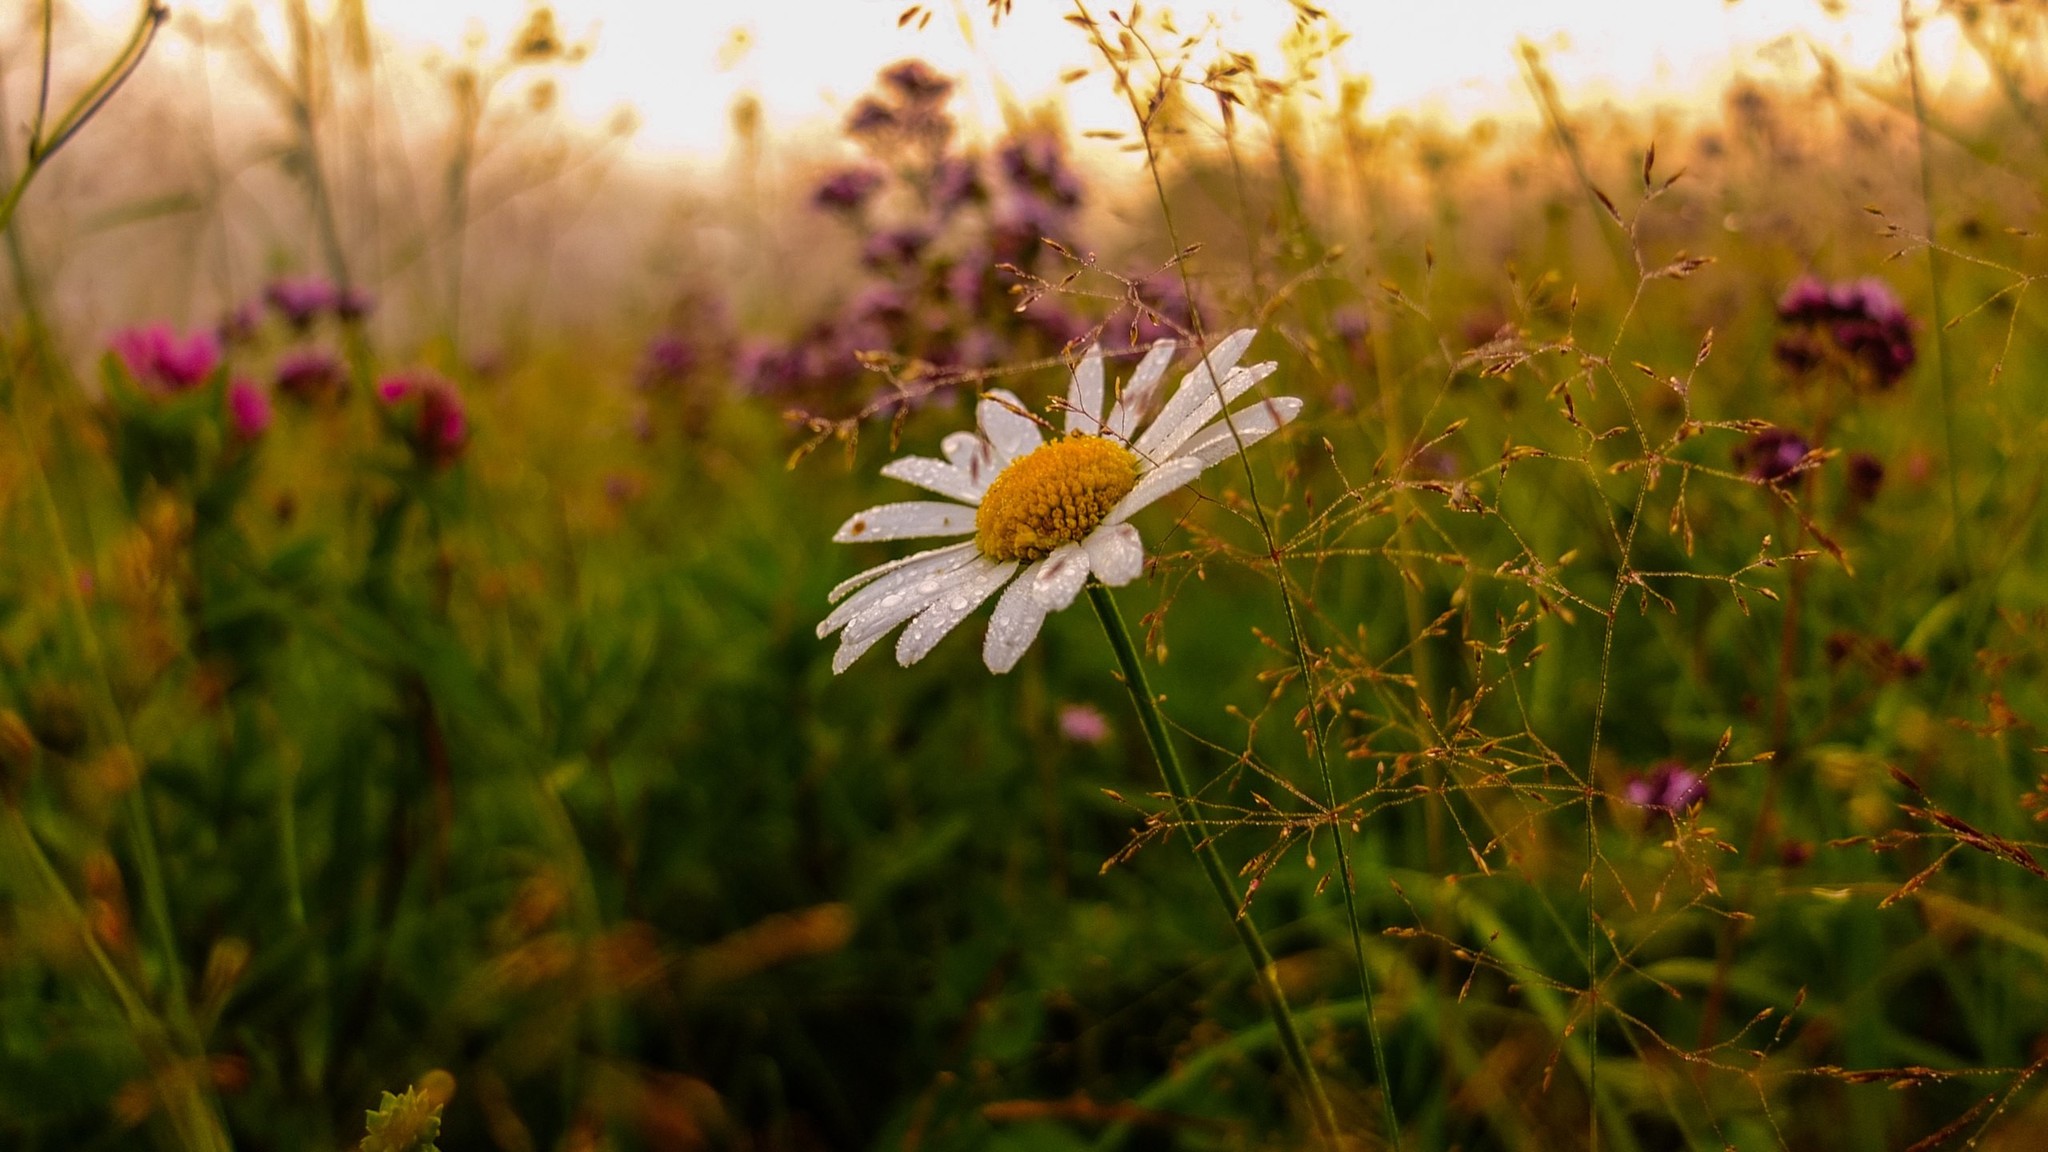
(1, 1), (2046, 1149)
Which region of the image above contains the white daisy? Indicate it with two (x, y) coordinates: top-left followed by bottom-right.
(819, 328), (1302, 674)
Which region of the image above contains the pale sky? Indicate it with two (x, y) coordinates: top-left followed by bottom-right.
(72, 0), (1967, 157)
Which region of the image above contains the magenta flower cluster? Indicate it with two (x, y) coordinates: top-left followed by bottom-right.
(261, 275), (375, 331)
(1623, 761), (1707, 813)
(732, 60), (1100, 405)
(111, 324), (222, 394)
(377, 372), (469, 469)
(1773, 274), (1916, 390)
(226, 380), (273, 440)
(1735, 427), (1813, 487)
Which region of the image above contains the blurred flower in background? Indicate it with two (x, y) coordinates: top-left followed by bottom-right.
(1056, 702), (1111, 746)
(275, 348), (347, 406)
(732, 60), (1099, 408)
(1773, 274), (1916, 390)
(225, 380), (272, 441)
(377, 372), (470, 469)
(266, 275), (340, 331)
(1624, 761), (1707, 813)
(1736, 427), (1813, 487)
(110, 324), (221, 394)
(337, 285), (378, 323)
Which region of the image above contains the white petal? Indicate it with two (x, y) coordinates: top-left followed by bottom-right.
(832, 562), (980, 672)
(1133, 329), (1255, 458)
(983, 570), (1051, 673)
(879, 455), (987, 504)
(821, 542), (977, 634)
(836, 559), (986, 663)
(977, 389), (1043, 463)
(825, 539), (976, 607)
(834, 626), (893, 674)
(1140, 361), (1277, 462)
(1105, 456), (1206, 525)
(1172, 396), (1303, 469)
(1082, 523), (1145, 586)
(895, 559), (1017, 666)
(941, 432), (1002, 493)
(1106, 340), (1177, 441)
(1065, 346), (1106, 434)
(1028, 543), (1091, 611)
(832, 501), (976, 543)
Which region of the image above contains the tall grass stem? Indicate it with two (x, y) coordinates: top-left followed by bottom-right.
(1087, 582), (1347, 1146)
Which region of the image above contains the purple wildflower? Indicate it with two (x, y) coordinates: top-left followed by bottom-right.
(943, 248), (991, 311)
(1057, 703), (1111, 746)
(1736, 428), (1812, 486)
(218, 299), (264, 346)
(275, 347), (345, 404)
(1023, 299), (1093, 350)
(637, 333), (698, 389)
(376, 371), (468, 468)
(264, 276), (339, 329)
(849, 285), (911, 333)
(860, 225), (933, 269)
(1331, 305), (1372, 363)
(1846, 452), (1886, 503)
(336, 285), (376, 322)
(814, 167), (884, 213)
(111, 324), (222, 394)
(998, 130), (1083, 208)
(880, 59), (954, 105)
(931, 155), (986, 215)
(844, 97), (898, 137)
(1623, 761), (1707, 812)
(1774, 274), (1915, 389)
(604, 472), (644, 506)
(953, 326), (1004, 368)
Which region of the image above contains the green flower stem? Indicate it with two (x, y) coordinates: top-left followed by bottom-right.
(1087, 582), (1343, 1147)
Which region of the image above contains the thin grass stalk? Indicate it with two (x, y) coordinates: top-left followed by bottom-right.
(1900, 3), (1969, 581)
(1, 808), (233, 1152)
(1064, 8), (1405, 1141)
(4, 369), (196, 1036)
(1086, 582), (1342, 1146)
(281, 0), (358, 295)
(0, 2), (165, 236)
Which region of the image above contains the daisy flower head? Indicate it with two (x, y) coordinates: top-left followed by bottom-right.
(819, 329), (1301, 674)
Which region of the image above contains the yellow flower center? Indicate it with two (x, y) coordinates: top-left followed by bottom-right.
(975, 434), (1140, 562)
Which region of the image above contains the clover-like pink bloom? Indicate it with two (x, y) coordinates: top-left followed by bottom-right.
(375, 371), (469, 468)
(226, 379), (272, 440)
(111, 324), (222, 393)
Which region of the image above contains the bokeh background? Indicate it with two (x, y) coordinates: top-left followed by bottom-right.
(1, 1), (2045, 1149)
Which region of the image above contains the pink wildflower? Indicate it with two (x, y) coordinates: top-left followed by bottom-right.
(1057, 703), (1111, 746)
(110, 324), (222, 394)
(376, 372), (469, 468)
(226, 379), (272, 440)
